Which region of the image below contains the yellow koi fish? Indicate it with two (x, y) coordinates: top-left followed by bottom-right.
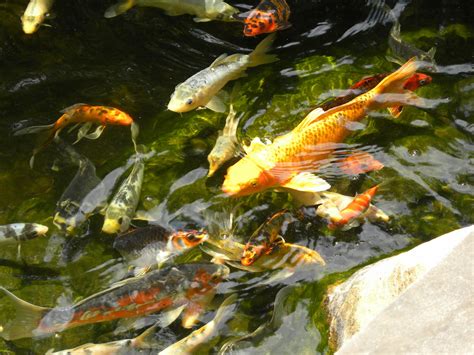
(21, 0), (54, 34)
(222, 58), (425, 197)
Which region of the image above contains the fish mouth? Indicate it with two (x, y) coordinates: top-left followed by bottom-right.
(221, 181), (243, 196)
(167, 101), (187, 113)
(36, 225), (49, 235)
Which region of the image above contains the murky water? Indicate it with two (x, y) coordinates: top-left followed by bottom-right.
(0, 0), (473, 353)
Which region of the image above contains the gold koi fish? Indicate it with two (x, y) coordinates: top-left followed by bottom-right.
(21, 0), (54, 34)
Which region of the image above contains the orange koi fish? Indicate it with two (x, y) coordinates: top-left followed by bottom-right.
(338, 151), (384, 175)
(14, 103), (136, 167)
(328, 185), (379, 230)
(0, 263), (229, 340)
(237, 0), (291, 37)
(222, 58), (425, 197)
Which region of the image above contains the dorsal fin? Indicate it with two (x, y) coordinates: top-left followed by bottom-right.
(210, 54), (229, 68)
(243, 137), (267, 155)
(294, 108), (326, 132)
(60, 103), (88, 114)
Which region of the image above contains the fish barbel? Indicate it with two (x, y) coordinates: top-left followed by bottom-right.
(0, 223), (48, 244)
(237, 0), (291, 37)
(159, 294), (237, 355)
(207, 104), (241, 177)
(222, 58), (426, 197)
(168, 34), (278, 113)
(0, 263), (229, 340)
(114, 225), (209, 275)
(14, 104), (134, 168)
(21, 0), (54, 34)
(102, 155), (145, 234)
(104, 0), (239, 22)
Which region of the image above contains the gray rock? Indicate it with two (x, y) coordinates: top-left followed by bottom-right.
(326, 226), (474, 353)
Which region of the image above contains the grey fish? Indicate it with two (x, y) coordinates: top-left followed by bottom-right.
(105, 0), (239, 22)
(388, 21), (436, 69)
(0, 223), (48, 244)
(168, 34), (278, 113)
(102, 156), (145, 234)
(159, 294), (237, 355)
(207, 104), (241, 177)
(21, 0), (54, 34)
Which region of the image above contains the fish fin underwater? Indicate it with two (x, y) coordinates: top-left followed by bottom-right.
(281, 172), (331, 193)
(0, 287), (50, 341)
(104, 0), (135, 18)
(248, 33), (279, 67)
(205, 95), (227, 113)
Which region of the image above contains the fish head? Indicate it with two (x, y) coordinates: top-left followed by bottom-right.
(241, 243), (266, 266)
(167, 83), (203, 113)
(113, 111), (134, 126)
(32, 224), (49, 237)
(102, 217), (123, 234)
(186, 265), (230, 298)
(404, 73), (432, 91)
(21, 15), (43, 34)
(222, 157), (276, 196)
(244, 12), (276, 36)
(169, 230), (209, 250)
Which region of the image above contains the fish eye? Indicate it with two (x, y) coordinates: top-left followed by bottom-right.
(186, 233), (196, 241)
(251, 180), (258, 187)
(419, 79), (426, 85)
(186, 99), (193, 105)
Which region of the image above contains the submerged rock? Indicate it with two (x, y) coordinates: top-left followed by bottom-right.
(326, 225), (474, 352)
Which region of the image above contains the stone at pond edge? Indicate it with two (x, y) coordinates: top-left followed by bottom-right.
(325, 225), (474, 352)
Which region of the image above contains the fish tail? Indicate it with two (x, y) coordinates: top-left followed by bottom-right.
(104, 0), (136, 18)
(371, 58), (426, 110)
(14, 123), (59, 168)
(248, 33), (279, 67)
(0, 287), (49, 340)
(13, 123), (55, 136)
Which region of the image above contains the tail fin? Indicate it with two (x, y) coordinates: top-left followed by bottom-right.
(104, 0), (136, 18)
(13, 123), (55, 136)
(14, 123), (58, 169)
(248, 33), (279, 67)
(0, 287), (49, 340)
(371, 58), (426, 109)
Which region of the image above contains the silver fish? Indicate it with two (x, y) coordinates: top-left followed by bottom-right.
(102, 156), (145, 234)
(104, 0), (239, 22)
(0, 223), (48, 244)
(21, 0), (54, 34)
(168, 34), (278, 113)
(47, 321), (160, 354)
(159, 294), (237, 355)
(207, 104), (241, 177)
(388, 21), (436, 69)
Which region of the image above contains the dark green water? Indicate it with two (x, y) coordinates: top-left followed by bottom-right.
(0, 0), (473, 353)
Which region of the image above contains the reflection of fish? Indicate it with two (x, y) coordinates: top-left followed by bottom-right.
(328, 185), (380, 230)
(168, 34), (277, 113)
(237, 0), (291, 37)
(21, 0), (54, 34)
(388, 21), (436, 68)
(0, 263), (229, 340)
(223, 58), (426, 197)
(318, 72), (432, 117)
(102, 156), (145, 234)
(14, 104), (134, 167)
(114, 225), (209, 275)
(48, 320), (160, 354)
(338, 151), (384, 175)
(104, 0), (238, 22)
(159, 294), (237, 355)
(208, 104), (241, 177)
(0, 223), (48, 244)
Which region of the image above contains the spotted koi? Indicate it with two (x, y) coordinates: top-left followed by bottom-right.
(237, 0), (291, 37)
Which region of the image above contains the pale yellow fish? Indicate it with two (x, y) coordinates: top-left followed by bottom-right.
(21, 0), (54, 34)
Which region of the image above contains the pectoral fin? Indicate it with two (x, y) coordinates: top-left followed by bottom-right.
(193, 17), (212, 22)
(387, 106), (403, 118)
(281, 173), (330, 193)
(84, 125), (106, 140)
(73, 122), (93, 144)
(243, 137), (267, 155)
(205, 95), (227, 113)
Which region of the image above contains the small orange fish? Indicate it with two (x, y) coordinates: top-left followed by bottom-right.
(237, 0), (291, 37)
(14, 103), (135, 167)
(223, 58), (425, 197)
(328, 185), (379, 230)
(338, 152), (384, 175)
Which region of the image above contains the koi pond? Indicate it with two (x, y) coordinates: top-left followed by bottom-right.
(0, 0), (473, 353)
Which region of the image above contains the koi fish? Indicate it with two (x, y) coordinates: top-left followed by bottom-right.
(48, 321), (161, 354)
(114, 225), (209, 275)
(318, 72), (432, 117)
(104, 0), (239, 22)
(21, 0), (54, 34)
(14, 104), (135, 168)
(159, 294), (237, 355)
(388, 21), (437, 69)
(327, 185), (380, 230)
(338, 151), (384, 175)
(0, 263), (229, 340)
(102, 155), (145, 234)
(237, 0), (291, 37)
(0, 223), (48, 244)
(207, 104), (241, 177)
(222, 58), (426, 197)
(168, 34), (278, 113)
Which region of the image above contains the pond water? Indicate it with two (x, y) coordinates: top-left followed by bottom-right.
(0, 0), (473, 353)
